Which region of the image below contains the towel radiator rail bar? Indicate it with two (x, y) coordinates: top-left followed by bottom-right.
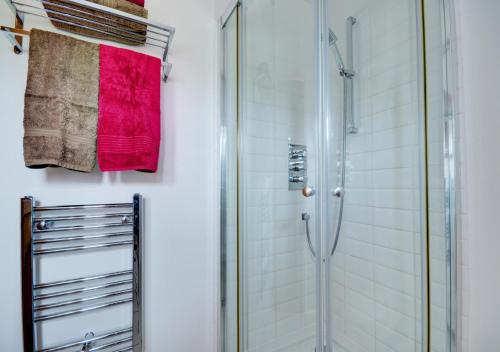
(36, 213), (133, 222)
(34, 203), (133, 211)
(34, 288), (133, 311)
(39, 327), (132, 352)
(87, 336), (133, 351)
(35, 298), (133, 322)
(34, 222), (132, 233)
(21, 194), (143, 352)
(33, 232), (133, 245)
(34, 279), (133, 300)
(33, 240), (134, 255)
(34, 270), (132, 289)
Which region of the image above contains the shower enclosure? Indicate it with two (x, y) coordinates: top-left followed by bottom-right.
(220, 0), (458, 351)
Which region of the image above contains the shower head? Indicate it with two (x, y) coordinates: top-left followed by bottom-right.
(328, 28), (345, 73)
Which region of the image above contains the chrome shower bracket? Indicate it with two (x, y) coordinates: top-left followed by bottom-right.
(162, 38), (174, 82)
(2, 0), (24, 54)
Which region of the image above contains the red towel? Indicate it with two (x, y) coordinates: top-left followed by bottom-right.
(126, 0), (144, 6)
(98, 45), (161, 172)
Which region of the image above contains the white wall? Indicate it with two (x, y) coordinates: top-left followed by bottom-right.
(0, 0), (220, 351)
(455, 0), (500, 351)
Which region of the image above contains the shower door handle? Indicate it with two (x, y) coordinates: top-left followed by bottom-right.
(332, 186), (345, 198)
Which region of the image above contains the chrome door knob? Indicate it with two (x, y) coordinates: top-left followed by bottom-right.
(302, 186), (316, 198)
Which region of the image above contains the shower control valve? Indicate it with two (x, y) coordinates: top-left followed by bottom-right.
(288, 144), (307, 190)
(289, 159), (305, 171)
(289, 176), (305, 183)
(290, 150), (306, 159)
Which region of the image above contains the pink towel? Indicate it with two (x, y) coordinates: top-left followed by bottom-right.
(125, 0), (144, 6)
(98, 45), (161, 172)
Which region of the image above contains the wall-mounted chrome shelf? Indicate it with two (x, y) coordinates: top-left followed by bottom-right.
(21, 194), (143, 352)
(1, 0), (175, 81)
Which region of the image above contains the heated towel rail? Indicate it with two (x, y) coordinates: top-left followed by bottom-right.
(0, 0), (175, 81)
(21, 194), (143, 352)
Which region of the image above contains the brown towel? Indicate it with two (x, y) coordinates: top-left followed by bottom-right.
(24, 29), (100, 172)
(43, 0), (148, 46)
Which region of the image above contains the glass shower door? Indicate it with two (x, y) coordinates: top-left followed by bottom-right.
(239, 1), (321, 351)
(221, 9), (239, 352)
(324, 1), (425, 351)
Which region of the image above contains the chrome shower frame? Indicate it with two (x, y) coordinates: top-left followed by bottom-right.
(439, 0), (460, 350)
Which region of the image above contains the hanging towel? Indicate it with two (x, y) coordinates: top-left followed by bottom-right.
(24, 29), (100, 172)
(43, 0), (148, 46)
(125, 0), (144, 6)
(98, 45), (161, 172)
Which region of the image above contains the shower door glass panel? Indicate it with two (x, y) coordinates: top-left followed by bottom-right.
(424, 0), (459, 351)
(325, 1), (424, 351)
(221, 11), (239, 352)
(240, 0), (319, 351)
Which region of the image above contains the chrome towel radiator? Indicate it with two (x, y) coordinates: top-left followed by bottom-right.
(21, 194), (143, 352)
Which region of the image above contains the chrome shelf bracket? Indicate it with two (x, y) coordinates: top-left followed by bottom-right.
(2, 0), (25, 54)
